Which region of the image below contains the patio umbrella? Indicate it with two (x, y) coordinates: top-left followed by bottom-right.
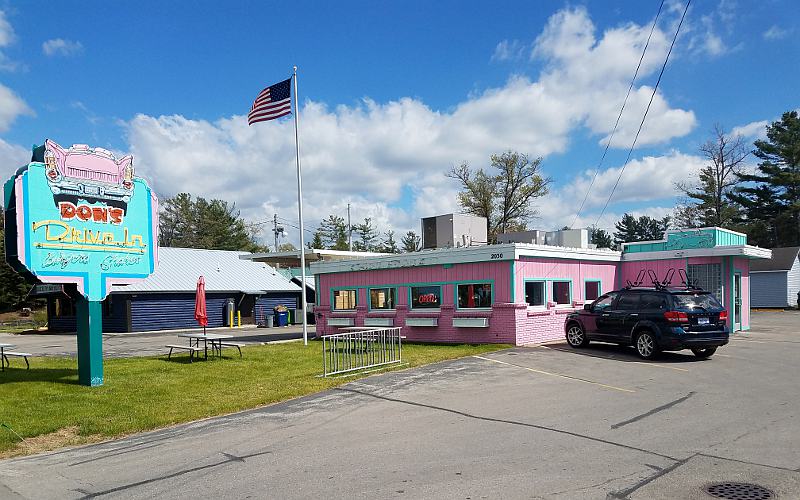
(194, 276), (208, 335)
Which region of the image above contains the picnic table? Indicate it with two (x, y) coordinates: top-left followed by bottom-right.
(177, 333), (234, 360)
(0, 343), (30, 371)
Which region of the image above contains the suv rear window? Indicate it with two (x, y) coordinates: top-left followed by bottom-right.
(672, 293), (723, 310)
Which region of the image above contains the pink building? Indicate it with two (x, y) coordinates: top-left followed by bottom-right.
(311, 228), (770, 345)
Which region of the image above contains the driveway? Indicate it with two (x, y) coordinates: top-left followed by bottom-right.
(1, 312), (798, 499)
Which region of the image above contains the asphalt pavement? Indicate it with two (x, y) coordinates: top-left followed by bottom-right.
(0, 312), (798, 499)
(0, 324), (314, 358)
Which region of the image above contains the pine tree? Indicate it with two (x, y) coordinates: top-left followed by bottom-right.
(159, 193), (264, 251)
(353, 217), (379, 252)
(401, 231), (421, 252)
(730, 111), (800, 247)
(613, 213), (670, 246)
(307, 231), (324, 249)
(380, 230), (400, 253)
(590, 228), (614, 249)
(317, 215), (348, 250)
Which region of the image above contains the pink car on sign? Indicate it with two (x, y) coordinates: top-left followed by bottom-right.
(43, 139), (135, 205)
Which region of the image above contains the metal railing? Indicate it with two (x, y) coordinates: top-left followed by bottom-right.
(322, 327), (402, 377)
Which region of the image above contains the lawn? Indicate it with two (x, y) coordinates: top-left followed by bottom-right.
(0, 341), (509, 457)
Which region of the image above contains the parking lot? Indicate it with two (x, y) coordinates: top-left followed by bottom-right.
(1, 312), (798, 499)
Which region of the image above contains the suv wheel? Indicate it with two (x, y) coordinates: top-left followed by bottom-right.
(691, 347), (716, 359)
(566, 323), (589, 348)
(635, 330), (659, 360)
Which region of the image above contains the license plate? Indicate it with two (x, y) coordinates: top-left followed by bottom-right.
(84, 185), (100, 195)
(697, 317), (710, 325)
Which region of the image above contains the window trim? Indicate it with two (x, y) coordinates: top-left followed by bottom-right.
(455, 282), (493, 310)
(409, 285), (443, 310)
(523, 279), (547, 309)
(331, 288), (358, 311)
(367, 287), (397, 311)
(583, 279), (602, 303)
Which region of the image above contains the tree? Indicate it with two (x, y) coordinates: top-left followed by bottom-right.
(447, 151), (550, 242)
(590, 228), (614, 249)
(401, 230), (421, 252)
(159, 193), (264, 251)
(307, 231), (324, 250)
(380, 230), (400, 253)
(0, 207), (31, 312)
(278, 243), (297, 252)
(613, 213), (671, 246)
(674, 125), (748, 228)
(353, 217), (379, 252)
(730, 111), (800, 247)
(317, 215), (348, 250)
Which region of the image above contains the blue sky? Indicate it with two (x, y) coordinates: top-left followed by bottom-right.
(0, 0), (797, 246)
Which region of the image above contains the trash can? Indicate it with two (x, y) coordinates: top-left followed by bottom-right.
(275, 311), (288, 326)
(266, 314), (274, 328)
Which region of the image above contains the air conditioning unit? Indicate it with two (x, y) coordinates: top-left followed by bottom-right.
(421, 214), (488, 249)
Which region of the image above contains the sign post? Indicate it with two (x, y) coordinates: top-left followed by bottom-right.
(3, 139), (158, 386)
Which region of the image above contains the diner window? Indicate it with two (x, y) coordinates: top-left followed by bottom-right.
(552, 281), (571, 305)
(457, 283), (492, 308)
(53, 297), (75, 318)
(525, 281), (546, 307)
(410, 285), (441, 309)
(333, 289), (357, 310)
(369, 288), (396, 310)
(584, 281), (601, 301)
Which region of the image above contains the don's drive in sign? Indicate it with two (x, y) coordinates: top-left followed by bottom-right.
(4, 139), (159, 386)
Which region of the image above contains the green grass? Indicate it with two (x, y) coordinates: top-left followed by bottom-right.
(0, 341), (509, 457)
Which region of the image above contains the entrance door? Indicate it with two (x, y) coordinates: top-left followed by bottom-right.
(733, 272), (742, 331)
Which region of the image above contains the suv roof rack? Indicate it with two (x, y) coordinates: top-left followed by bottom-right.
(678, 268), (704, 291)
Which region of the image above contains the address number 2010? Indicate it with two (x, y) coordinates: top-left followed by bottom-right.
(490, 253), (503, 259)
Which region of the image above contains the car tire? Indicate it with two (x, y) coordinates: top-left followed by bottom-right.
(634, 330), (660, 360)
(691, 347), (716, 359)
(566, 323), (589, 348)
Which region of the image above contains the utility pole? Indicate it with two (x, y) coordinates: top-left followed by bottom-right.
(273, 214), (278, 252)
(347, 203), (353, 251)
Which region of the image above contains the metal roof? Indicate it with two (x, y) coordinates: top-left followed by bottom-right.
(112, 247), (301, 294)
(750, 247), (800, 272)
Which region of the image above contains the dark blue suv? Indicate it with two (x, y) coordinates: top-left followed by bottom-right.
(564, 287), (729, 359)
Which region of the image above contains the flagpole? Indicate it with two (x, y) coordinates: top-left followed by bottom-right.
(292, 65), (309, 346)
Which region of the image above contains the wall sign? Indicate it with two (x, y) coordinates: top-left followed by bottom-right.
(5, 139), (158, 301)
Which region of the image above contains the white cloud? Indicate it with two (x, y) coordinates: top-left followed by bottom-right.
(685, 1), (741, 58)
(763, 25), (789, 40)
(42, 38), (83, 57)
(490, 40), (524, 62)
(125, 7), (698, 246)
(0, 10), (21, 71)
(536, 151), (705, 231)
(0, 83), (32, 132)
(731, 120), (768, 140)
(0, 138), (31, 185)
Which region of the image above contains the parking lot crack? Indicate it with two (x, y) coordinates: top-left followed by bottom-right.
(610, 392), (695, 430)
(606, 454), (694, 499)
(335, 387), (679, 462)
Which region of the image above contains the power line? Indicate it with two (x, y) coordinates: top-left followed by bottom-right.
(570, 0), (665, 230)
(593, 0), (691, 228)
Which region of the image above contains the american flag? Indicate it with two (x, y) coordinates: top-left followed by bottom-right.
(248, 78), (292, 125)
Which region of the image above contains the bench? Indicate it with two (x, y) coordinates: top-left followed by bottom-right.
(166, 345), (203, 362)
(3, 352), (31, 370)
(216, 342), (245, 358)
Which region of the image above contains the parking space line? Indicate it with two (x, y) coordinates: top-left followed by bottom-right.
(473, 355), (635, 393)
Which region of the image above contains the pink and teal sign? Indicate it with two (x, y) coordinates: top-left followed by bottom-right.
(4, 139), (158, 385)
